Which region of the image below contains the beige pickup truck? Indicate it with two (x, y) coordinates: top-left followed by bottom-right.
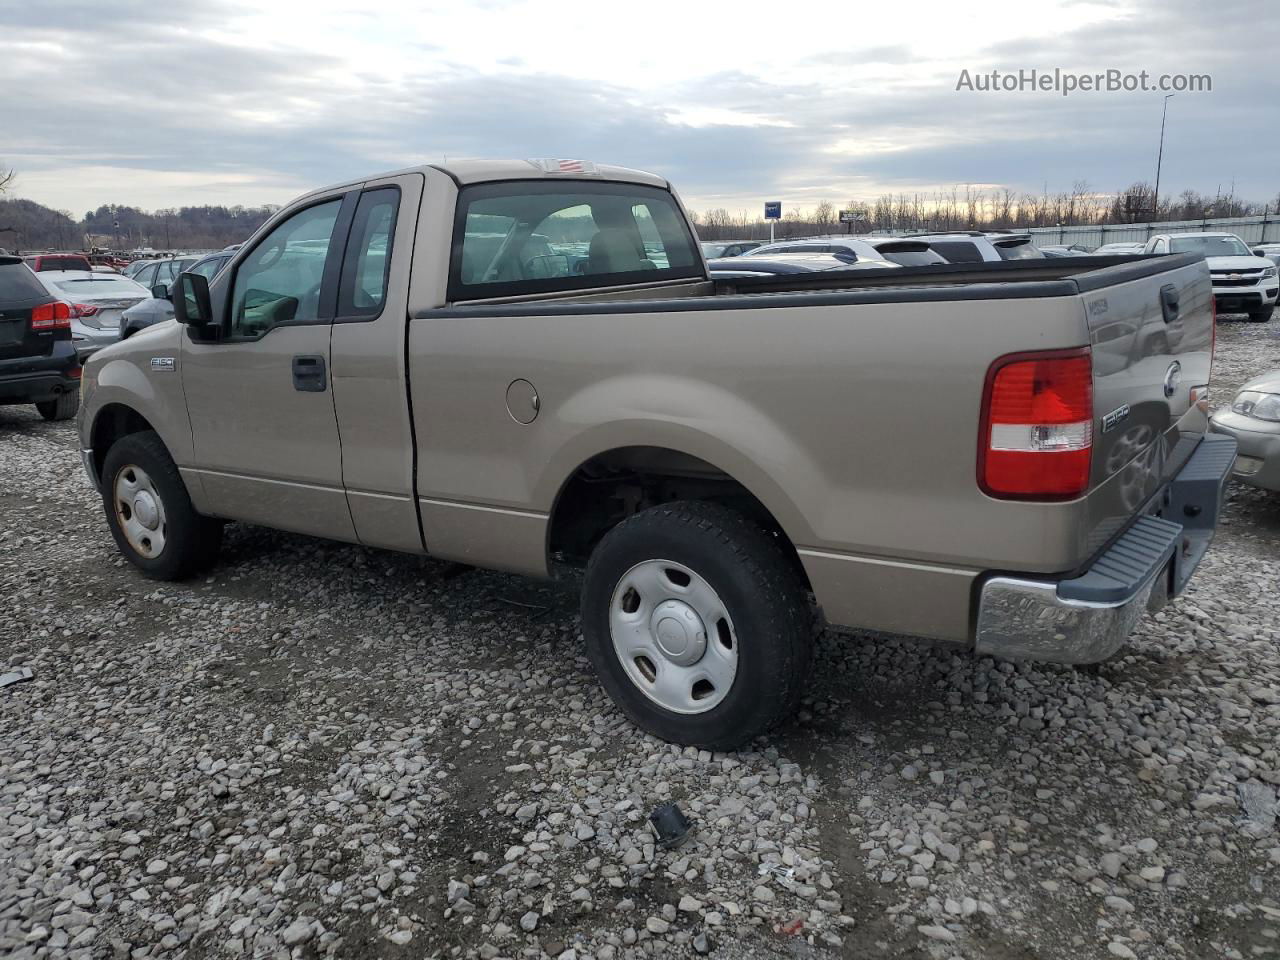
(78, 159), (1235, 748)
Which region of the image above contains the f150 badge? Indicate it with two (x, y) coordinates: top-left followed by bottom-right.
(150, 357), (176, 372)
(1101, 403), (1130, 433)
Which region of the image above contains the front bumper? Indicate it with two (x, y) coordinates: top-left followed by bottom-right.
(975, 433), (1236, 664)
(1211, 284), (1277, 312)
(1210, 412), (1280, 492)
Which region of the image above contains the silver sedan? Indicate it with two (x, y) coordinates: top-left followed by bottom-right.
(1210, 369), (1280, 492)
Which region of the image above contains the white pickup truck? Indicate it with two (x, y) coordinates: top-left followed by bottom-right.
(1143, 232), (1278, 322)
(79, 159), (1234, 748)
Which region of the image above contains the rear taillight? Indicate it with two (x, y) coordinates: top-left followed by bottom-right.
(979, 348), (1093, 500)
(30, 301), (72, 331)
(69, 303), (99, 318)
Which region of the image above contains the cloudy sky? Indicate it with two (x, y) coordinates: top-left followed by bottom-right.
(2, 0), (1276, 217)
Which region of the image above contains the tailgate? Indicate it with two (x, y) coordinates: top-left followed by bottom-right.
(1081, 254), (1214, 511)
(0, 263), (61, 361)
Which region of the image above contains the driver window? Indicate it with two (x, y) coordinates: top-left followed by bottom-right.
(230, 200), (340, 338)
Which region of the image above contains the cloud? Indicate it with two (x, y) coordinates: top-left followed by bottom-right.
(1, 0), (1276, 216)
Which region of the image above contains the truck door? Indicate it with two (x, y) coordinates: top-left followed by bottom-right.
(180, 190), (359, 541)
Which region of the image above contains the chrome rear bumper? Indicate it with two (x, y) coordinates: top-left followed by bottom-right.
(975, 433), (1236, 664)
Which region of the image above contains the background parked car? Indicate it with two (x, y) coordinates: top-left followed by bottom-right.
(1038, 244), (1092, 257)
(1211, 369), (1280, 492)
(909, 231), (1045, 263)
(1252, 243), (1280, 268)
(120, 250), (235, 339)
(1093, 242), (1147, 255)
(33, 271), (151, 357)
(1143, 232), (1278, 322)
(700, 240), (760, 259)
(707, 252), (899, 277)
(0, 254), (81, 421)
(123, 258), (157, 278)
(130, 255), (200, 292)
(24, 253), (93, 273)
(743, 236), (893, 264)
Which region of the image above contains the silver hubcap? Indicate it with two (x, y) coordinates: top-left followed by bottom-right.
(113, 464), (167, 558)
(609, 560), (738, 714)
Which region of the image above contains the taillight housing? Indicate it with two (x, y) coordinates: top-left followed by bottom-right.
(979, 347), (1094, 500)
(69, 303), (99, 318)
(30, 301), (72, 331)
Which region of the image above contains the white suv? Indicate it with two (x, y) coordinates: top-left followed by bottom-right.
(910, 231), (1045, 264)
(1143, 232), (1277, 322)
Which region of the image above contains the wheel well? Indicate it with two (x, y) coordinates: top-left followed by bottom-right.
(547, 446), (810, 588)
(91, 405), (156, 479)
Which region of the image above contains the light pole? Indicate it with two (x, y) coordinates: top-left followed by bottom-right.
(1152, 93), (1174, 222)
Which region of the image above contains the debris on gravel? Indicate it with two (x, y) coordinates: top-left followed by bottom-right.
(1, 319), (1279, 959)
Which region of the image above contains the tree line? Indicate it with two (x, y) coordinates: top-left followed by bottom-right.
(692, 181), (1280, 240)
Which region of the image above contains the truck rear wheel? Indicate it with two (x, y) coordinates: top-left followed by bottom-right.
(581, 501), (812, 749)
(101, 430), (222, 580)
(36, 392), (79, 421)
(1249, 306), (1274, 323)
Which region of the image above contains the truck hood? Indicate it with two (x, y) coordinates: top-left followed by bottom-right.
(1205, 255), (1274, 271)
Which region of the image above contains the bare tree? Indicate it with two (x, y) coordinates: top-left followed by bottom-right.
(0, 164), (14, 194)
(812, 201), (834, 232)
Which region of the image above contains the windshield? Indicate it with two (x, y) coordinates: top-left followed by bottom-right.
(1169, 235), (1251, 257)
(50, 277), (146, 297)
(700, 243), (729, 258)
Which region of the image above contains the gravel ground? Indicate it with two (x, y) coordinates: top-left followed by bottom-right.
(2, 319), (1279, 960)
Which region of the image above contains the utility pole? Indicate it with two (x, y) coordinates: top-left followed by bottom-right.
(1152, 94), (1174, 222)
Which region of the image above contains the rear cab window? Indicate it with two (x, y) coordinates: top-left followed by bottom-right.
(449, 180), (701, 301)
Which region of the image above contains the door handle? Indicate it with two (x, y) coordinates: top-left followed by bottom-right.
(292, 355), (327, 392)
(1159, 283), (1180, 324)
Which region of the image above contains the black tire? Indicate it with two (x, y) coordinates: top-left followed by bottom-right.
(35, 392), (79, 421)
(581, 501), (812, 749)
(101, 430), (222, 580)
(1248, 307), (1274, 323)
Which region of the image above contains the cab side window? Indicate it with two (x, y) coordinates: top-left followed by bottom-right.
(337, 188), (398, 320)
(230, 200), (341, 339)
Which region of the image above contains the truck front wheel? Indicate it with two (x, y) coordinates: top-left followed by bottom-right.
(1249, 306), (1274, 323)
(101, 430), (222, 580)
(581, 501), (812, 749)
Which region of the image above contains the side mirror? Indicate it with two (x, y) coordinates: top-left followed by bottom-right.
(173, 272), (213, 329)
(1254, 249), (1267, 257)
(151, 283), (170, 300)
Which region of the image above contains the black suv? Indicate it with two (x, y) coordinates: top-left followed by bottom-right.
(0, 255), (81, 421)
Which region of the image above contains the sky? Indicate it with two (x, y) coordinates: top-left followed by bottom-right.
(1, 0), (1277, 217)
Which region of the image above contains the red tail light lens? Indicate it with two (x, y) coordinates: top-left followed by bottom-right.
(979, 348), (1094, 500)
(30, 301), (72, 330)
(69, 303), (99, 318)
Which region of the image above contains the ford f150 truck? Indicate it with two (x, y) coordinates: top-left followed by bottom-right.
(78, 159), (1235, 748)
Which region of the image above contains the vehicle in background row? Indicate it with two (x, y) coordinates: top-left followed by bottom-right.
(706, 252), (898, 277)
(120, 251), (236, 339)
(0, 255), (81, 421)
(1039, 244), (1092, 258)
(123, 259), (156, 278)
(860, 237), (950, 266)
(1143, 232), (1277, 322)
(743, 236), (892, 263)
(81, 158), (1231, 749)
(909, 232), (1046, 263)
(1093, 242), (1146, 256)
(24, 253), (93, 273)
(131, 256), (201, 293)
(33, 271), (150, 357)
(1211, 370), (1280, 492)
(700, 240), (760, 259)
(1252, 244), (1280, 268)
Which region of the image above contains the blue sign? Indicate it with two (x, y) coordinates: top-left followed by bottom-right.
(764, 201), (781, 220)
